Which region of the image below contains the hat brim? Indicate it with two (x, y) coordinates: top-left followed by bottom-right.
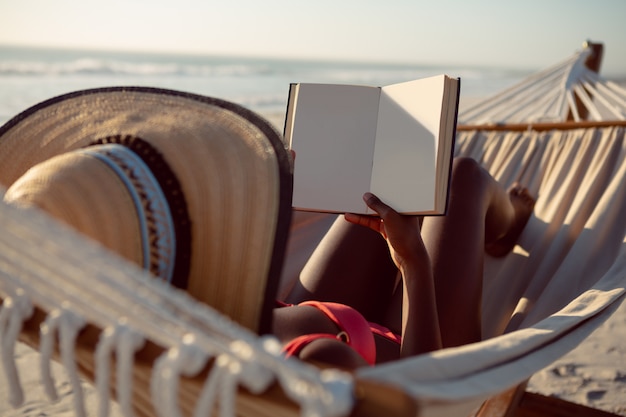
(0, 87), (293, 334)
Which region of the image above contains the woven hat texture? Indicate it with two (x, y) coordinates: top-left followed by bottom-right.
(0, 87), (293, 333)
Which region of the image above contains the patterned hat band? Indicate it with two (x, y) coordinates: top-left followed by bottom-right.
(3, 136), (192, 288)
(77, 143), (174, 282)
(84, 136), (192, 288)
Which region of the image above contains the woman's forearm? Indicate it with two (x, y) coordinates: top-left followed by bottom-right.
(344, 193), (443, 357)
(399, 257), (442, 357)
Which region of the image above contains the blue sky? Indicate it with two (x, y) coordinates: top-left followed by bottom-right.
(1, 0), (625, 76)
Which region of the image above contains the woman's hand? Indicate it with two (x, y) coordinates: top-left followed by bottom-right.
(346, 193), (442, 355)
(344, 193), (427, 273)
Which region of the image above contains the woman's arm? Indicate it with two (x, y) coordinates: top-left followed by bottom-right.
(345, 193), (442, 356)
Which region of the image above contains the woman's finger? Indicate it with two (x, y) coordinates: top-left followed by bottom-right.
(363, 192), (391, 217)
(344, 212), (383, 234)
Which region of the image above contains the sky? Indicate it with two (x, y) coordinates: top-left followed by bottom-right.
(1, 0), (625, 76)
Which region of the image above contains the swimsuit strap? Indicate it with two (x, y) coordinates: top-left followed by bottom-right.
(299, 300), (376, 365)
(369, 322), (402, 344)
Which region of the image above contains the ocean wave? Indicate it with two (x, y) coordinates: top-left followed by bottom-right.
(0, 47), (536, 125)
(233, 93), (288, 111)
(0, 58), (432, 83)
(0, 55), (527, 85)
(0, 58), (272, 77)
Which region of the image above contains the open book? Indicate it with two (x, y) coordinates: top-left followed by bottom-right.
(284, 74), (460, 215)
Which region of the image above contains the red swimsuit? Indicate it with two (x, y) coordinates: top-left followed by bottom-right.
(279, 300), (401, 366)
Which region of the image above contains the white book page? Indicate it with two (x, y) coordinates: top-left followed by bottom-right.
(370, 76), (445, 213)
(289, 84), (380, 213)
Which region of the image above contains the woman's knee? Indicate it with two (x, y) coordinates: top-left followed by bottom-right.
(451, 157), (483, 181)
(450, 157), (494, 204)
(450, 157), (492, 195)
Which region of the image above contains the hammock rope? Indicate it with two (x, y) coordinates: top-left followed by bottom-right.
(0, 291), (33, 407)
(0, 200), (355, 417)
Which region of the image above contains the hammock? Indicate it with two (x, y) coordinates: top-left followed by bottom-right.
(1, 42), (626, 417)
(279, 41), (626, 416)
(458, 41), (626, 125)
(280, 124), (626, 417)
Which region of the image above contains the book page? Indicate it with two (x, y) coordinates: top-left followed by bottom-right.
(288, 84), (380, 213)
(370, 76), (446, 213)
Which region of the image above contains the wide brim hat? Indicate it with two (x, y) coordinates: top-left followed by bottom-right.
(0, 87), (293, 334)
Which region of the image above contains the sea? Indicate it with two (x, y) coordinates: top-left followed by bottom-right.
(0, 45), (533, 129)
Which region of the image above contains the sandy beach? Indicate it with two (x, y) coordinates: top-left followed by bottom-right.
(0, 21), (624, 412)
(526, 295), (626, 416)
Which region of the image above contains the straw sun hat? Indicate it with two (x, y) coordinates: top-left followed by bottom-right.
(0, 87), (293, 333)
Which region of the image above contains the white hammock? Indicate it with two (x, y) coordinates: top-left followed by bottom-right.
(285, 125), (626, 416)
(1, 124), (624, 417)
(2, 43), (626, 417)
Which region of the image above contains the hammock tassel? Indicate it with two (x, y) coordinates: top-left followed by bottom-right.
(96, 320), (145, 417)
(40, 306), (86, 417)
(151, 333), (208, 417)
(0, 290), (33, 407)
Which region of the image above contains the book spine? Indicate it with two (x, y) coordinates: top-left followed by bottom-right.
(283, 83), (299, 148)
(442, 77), (461, 216)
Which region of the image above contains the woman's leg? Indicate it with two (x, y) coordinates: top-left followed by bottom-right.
(419, 157), (534, 347)
(284, 215), (398, 324)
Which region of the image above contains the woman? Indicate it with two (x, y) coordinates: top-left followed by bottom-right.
(273, 157), (535, 369)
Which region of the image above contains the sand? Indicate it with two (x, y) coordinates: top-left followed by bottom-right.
(526, 295), (626, 416)
(0, 342), (123, 416)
